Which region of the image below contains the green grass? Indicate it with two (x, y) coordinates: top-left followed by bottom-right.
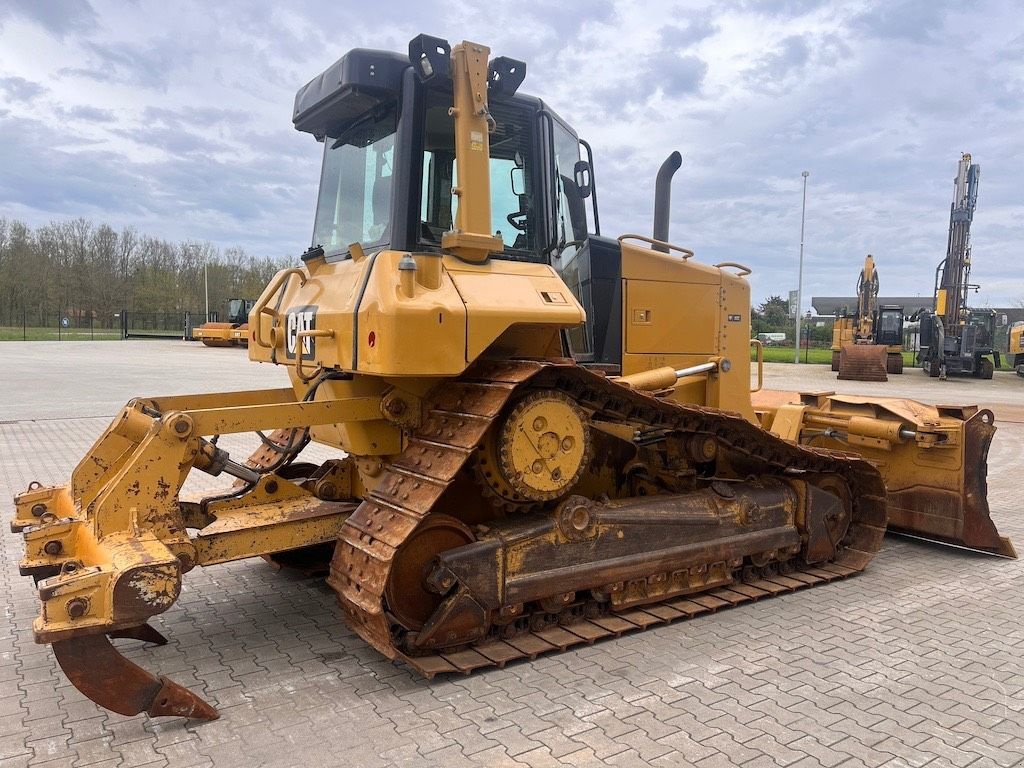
(752, 347), (1021, 371)
(752, 347), (923, 367)
(0, 326), (123, 341)
(753, 347), (835, 365)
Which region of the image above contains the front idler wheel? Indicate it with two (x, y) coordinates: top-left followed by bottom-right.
(385, 515), (475, 632)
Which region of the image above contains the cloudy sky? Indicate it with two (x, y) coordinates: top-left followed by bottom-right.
(1, 0), (1022, 308)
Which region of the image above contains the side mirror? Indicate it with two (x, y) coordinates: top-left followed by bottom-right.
(573, 160), (592, 199)
(408, 35), (451, 83)
(510, 166), (525, 197)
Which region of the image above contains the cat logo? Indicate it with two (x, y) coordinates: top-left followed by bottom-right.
(285, 306), (317, 359)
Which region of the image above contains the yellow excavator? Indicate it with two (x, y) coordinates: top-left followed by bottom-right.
(830, 255), (905, 381)
(11, 36), (1014, 722)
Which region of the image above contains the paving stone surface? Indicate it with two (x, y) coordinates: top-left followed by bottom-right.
(1, 342), (1022, 767)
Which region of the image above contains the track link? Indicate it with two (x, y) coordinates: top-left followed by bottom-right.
(329, 359), (887, 675)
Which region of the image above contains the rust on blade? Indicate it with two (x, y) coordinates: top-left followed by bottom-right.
(52, 634), (218, 720)
(886, 409), (1015, 558)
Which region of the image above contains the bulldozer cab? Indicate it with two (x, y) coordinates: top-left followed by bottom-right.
(299, 44), (593, 269)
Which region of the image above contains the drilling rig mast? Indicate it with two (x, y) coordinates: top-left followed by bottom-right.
(918, 153), (998, 378)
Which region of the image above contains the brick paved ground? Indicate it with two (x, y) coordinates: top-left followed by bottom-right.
(1, 342), (1021, 768)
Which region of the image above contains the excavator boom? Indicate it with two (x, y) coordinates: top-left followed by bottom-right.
(833, 254), (902, 381)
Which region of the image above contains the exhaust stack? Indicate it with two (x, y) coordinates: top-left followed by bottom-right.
(653, 151), (682, 252)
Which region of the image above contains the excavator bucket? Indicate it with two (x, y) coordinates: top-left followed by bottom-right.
(837, 344), (888, 382)
(755, 391), (1015, 558)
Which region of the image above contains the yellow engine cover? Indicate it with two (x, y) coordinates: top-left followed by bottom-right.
(250, 251), (584, 378)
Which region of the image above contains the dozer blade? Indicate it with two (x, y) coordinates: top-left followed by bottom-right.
(52, 633), (218, 720)
(756, 391), (1016, 558)
(885, 409), (1016, 558)
(837, 344), (888, 382)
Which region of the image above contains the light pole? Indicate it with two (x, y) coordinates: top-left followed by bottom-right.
(794, 170), (809, 363)
(204, 262), (210, 322)
(804, 310), (812, 364)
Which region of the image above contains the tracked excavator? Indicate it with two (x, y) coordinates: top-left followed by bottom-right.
(831, 255), (905, 381)
(11, 36), (1014, 722)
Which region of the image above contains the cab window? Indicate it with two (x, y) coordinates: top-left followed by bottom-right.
(419, 91), (538, 260)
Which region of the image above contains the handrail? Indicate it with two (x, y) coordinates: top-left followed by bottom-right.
(252, 268), (307, 349)
(294, 328), (335, 382)
(617, 234), (694, 259)
(750, 339), (764, 392)
(714, 262), (753, 276)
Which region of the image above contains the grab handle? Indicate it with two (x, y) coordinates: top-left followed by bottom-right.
(294, 329), (335, 382)
(617, 234), (695, 259)
(714, 262), (752, 277)
(252, 268), (307, 349)
(750, 339), (764, 392)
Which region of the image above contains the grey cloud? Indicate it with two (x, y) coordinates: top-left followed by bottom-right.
(107, 125), (233, 158)
(0, 115), (150, 215)
(142, 106), (249, 130)
(0, 75), (46, 102)
(816, 33), (853, 67)
(730, 0), (832, 16)
(658, 16), (719, 49)
(57, 105), (116, 123)
(0, 0), (97, 36)
(59, 39), (190, 91)
(660, 54), (709, 96)
(0, 109), (317, 257)
(852, 0), (956, 43)
(1, 0), (1021, 304)
(1000, 32), (1024, 61)
(744, 36), (811, 93)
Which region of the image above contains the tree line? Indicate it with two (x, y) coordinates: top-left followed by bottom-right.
(0, 217), (291, 328)
(752, 295), (833, 344)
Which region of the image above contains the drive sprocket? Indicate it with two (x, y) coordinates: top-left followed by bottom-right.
(476, 390), (591, 505)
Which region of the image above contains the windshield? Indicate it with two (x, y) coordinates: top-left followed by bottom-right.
(878, 311), (901, 333)
(968, 312), (993, 346)
(313, 106), (397, 255)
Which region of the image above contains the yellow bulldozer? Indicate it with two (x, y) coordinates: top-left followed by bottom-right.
(11, 36), (1014, 722)
(830, 255), (905, 381)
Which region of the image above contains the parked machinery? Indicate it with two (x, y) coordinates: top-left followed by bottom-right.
(1010, 321), (1024, 377)
(11, 36), (1014, 723)
(830, 255), (905, 380)
(193, 298), (255, 347)
(917, 154), (1000, 379)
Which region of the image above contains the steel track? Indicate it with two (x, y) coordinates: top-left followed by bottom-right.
(328, 359), (888, 676)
